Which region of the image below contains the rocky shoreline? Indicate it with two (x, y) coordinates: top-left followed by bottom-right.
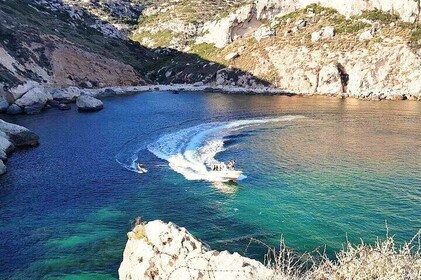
(1, 81), (419, 117)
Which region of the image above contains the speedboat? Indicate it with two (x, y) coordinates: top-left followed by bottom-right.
(208, 161), (242, 182)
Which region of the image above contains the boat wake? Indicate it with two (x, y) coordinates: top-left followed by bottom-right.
(146, 116), (303, 182)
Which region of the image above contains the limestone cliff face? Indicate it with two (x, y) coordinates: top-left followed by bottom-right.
(198, 0), (421, 48)
(195, 3), (421, 100)
(264, 42), (421, 100)
(119, 220), (273, 280)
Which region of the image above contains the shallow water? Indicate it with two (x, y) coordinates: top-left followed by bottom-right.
(1, 92), (420, 279)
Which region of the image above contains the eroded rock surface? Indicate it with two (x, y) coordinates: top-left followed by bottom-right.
(119, 220), (273, 280)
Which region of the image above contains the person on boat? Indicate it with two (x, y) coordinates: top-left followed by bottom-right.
(227, 160), (236, 169)
(137, 163), (145, 170)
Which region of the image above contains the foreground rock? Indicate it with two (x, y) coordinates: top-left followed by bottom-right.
(0, 119), (39, 175)
(0, 131), (13, 161)
(119, 220), (273, 280)
(76, 95), (104, 112)
(0, 119), (39, 147)
(0, 160), (5, 176)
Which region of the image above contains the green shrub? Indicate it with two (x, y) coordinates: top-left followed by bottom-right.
(360, 9), (400, 23)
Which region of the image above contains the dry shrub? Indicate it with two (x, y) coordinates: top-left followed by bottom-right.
(258, 230), (421, 279)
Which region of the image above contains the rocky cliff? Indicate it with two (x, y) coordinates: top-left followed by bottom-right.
(119, 220), (273, 280)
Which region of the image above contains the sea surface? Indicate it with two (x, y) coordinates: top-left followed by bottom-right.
(1, 92), (420, 279)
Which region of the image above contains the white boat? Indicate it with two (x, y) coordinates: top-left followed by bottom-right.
(137, 163), (148, 174)
(208, 161), (242, 182)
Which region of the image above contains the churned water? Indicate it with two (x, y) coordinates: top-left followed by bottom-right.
(1, 92), (420, 279)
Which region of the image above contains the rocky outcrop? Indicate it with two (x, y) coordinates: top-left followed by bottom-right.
(197, 4), (263, 48)
(0, 119), (39, 176)
(119, 220), (273, 280)
(317, 63), (343, 94)
(76, 95), (104, 112)
(33, 0), (143, 39)
(0, 119), (40, 147)
(15, 87), (53, 114)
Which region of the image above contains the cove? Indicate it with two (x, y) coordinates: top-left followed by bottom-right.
(0, 91), (420, 279)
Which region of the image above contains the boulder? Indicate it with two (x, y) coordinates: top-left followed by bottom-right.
(224, 52), (240, 61)
(15, 87), (52, 113)
(0, 119), (39, 147)
(76, 95), (104, 112)
(359, 30), (374, 41)
(317, 63), (343, 94)
(0, 131), (14, 160)
(119, 220), (273, 280)
(58, 103), (71, 111)
(0, 160), (5, 176)
(101, 88), (116, 96)
(295, 19), (307, 29)
(216, 69), (229, 85)
(0, 99), (9, 113)
(254, 25), (275, 41)
(1, 90), (15, 104)
(311, 26), (335, 42)
(6, 104), (23, 115)
(24, 103), (46, 115)
(9, 81), (38, 100)
(52, 87), (81, 103)
(47, 100), (61, 108)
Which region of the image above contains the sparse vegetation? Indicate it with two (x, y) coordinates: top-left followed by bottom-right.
(129, 225), (147, 241)
(189, 43), (219, 60)
(305, 4), (337, 16)
(411, 25), (421, 45)
(360, 8), (400, 24)
(131, 30), (174, 48)
(262, 230), (421, 279)
(333, 17), (369, 35)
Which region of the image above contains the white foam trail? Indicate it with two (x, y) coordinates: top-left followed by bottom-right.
(147, 116), (303, 182)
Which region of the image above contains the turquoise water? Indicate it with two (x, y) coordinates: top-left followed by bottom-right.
(0, 92), (420, 279)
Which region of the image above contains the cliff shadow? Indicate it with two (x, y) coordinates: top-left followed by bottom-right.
(0, 0), (272, 91)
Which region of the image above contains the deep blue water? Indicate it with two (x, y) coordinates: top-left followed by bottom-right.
(0, 92), (420, 279)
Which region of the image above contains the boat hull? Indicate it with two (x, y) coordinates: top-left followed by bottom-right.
(209, 170), (243, 182)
